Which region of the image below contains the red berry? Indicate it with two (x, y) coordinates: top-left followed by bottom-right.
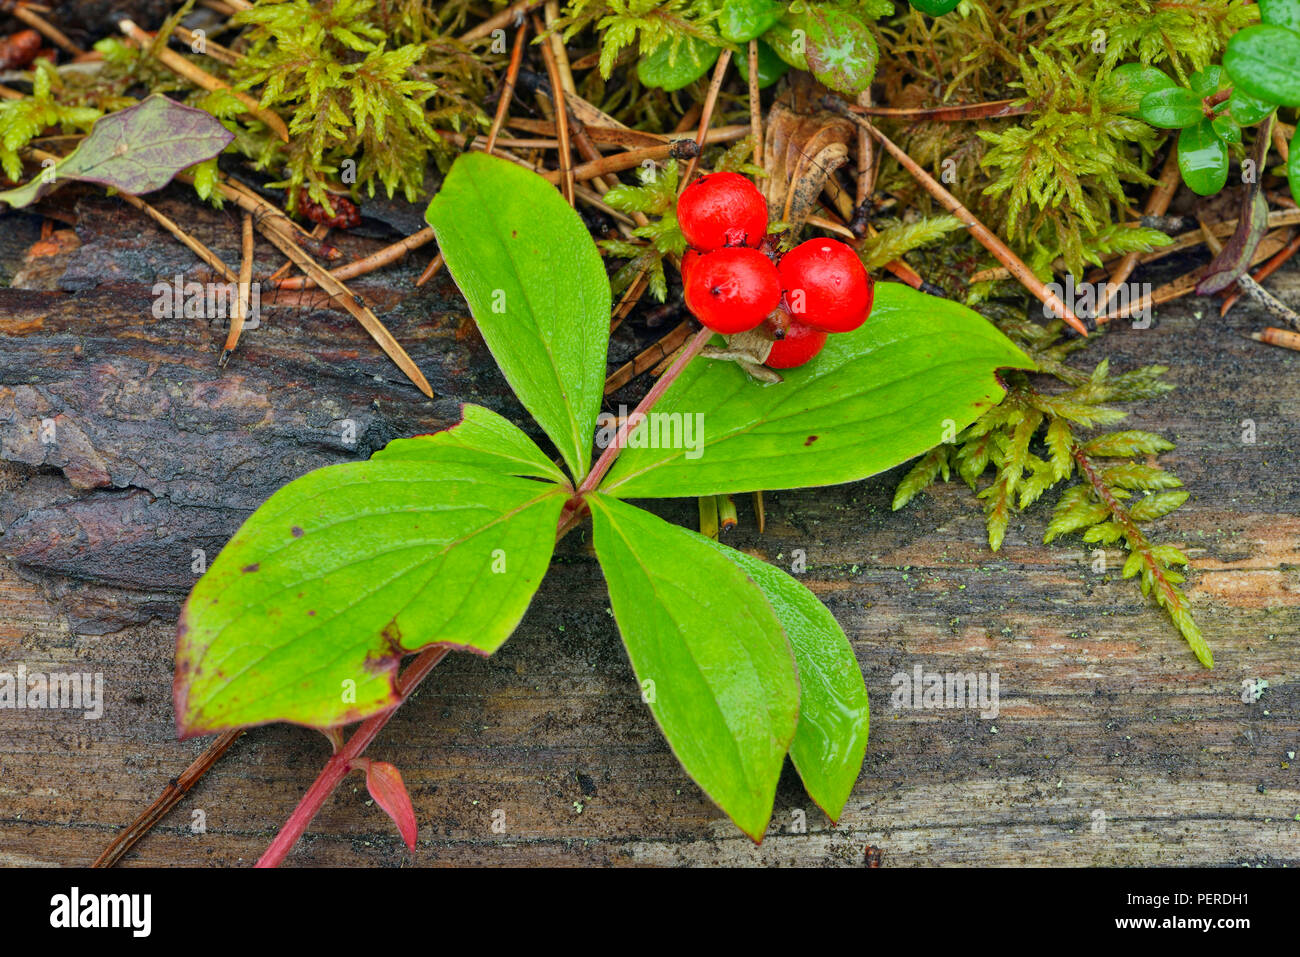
(677, 172), (769, 251)
(764, 318), (828, 369)
(685, 247), (781, 334)
(680, 248), (700, 286)
(778, 239), (874, 333)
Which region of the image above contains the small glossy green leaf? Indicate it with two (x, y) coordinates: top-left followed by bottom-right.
(909, 0), (962, 14)
(1227, 88), (1276, 126)
(765, 20), (809, 71)
(175, 459), (566, 735)
(796, 6), (879, 95)
(373, 404), (568, 484)
(1189, 65), (1227, 98)
(425, 153), (610, 482)
(1290, 130), (1300, 206)
(636, 35), (720, 91)
(1210, 113), (1241, 144)
(600, 283), (1033, 499)
(1177, 118), (1230, 196)
(590, 495), (799, 841)
(1224, 25), (1300, 107)
(1105, 63), (1177, 114)
(701, 539), (869, 822)
(735, 39), (791, 89)
(0, 94), (233, 208)
(1138, 87), (1204, 129)
(1260, 0), (1300, 33)
(719, 0), (783, 43)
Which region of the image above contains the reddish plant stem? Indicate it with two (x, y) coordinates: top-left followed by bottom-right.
(579, 325), (714, 496)
(257, 323), (714, 866)
(255, 647), (449, 867)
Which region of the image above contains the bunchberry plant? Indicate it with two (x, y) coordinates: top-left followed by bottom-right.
(174, 152), (1031, 858)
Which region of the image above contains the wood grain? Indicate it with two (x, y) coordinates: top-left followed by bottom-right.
(1, 189), (1297, 867)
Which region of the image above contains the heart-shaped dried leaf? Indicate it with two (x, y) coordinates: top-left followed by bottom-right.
(0, 94), (234, 208)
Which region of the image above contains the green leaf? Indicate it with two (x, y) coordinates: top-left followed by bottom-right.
(892, 445), (950, 510)
(909, 0), (962, 14)
(1105, 63), (1177, 115)
(796, 6), (879, 95)
(1210, 113), (1241, 144)
(1224, 25), (1300, 107)
(589, 495), (799, 841)
(1177, 118), (1230, 196)
(600, 283), (1033, 499)
(765, 21), (809, 71)
(1290, 130), (1300, 207)
(1138, 87), (1203, 129)
(719, 0), (783, 43)
(1226, 88), (1276, 127)
(734, 38), (791, 90)
(175, 458), (566, 735)
(425, 153), (610, 482)
(0, 94), (233, 209)
(1189, 65), (1227, 98)
(701, 540), (870, 821)
(373, 403), (568, 484)
(1082, 430), (1175, 458)
(1129, 490), (1189, 522)
(1260, 0), (1300, 34)
(636, 35), (720, 91)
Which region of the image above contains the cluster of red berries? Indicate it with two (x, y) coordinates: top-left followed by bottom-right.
(677, 172), (874, 369)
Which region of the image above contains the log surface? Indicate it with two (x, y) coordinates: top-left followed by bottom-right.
(1, 188), (1298, 867)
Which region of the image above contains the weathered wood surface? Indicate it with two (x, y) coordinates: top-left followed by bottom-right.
(1, 186), (1298, 867)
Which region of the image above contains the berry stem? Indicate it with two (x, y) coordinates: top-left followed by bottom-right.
(255, 646), (450, 867)
(578, 324), (714, 496)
